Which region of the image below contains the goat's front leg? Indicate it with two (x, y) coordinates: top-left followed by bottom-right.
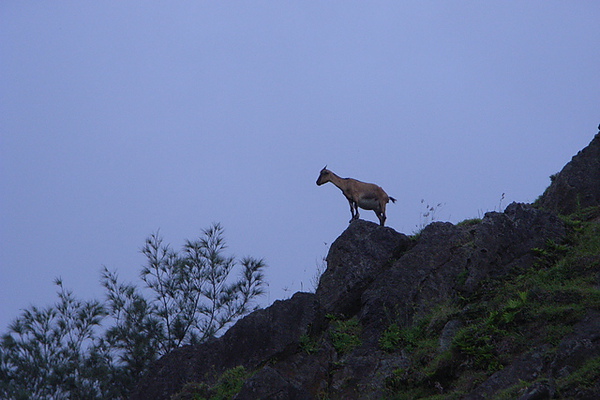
(348, 200), (359, 223)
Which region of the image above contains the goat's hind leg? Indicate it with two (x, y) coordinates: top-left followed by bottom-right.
(377, 203), (388, 226)
(377, 212), (386, 226)
(376, 203), (386, 226)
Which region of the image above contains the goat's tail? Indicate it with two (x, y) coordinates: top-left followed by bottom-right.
(389, 196), (397, 203)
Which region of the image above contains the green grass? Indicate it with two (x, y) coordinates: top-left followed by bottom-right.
(456, 218), (482, 227)
(383, 207), (600, 398)
(379, 322), (430, 353)
(171, 366), (249, 400)
(557, 356), (600, 393)
(299, 333), (321, 355)
(329, 317), (362, 355)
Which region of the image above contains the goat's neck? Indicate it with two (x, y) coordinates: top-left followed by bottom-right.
(328, 172), (349, 191)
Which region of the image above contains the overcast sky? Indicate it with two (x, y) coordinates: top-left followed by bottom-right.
(1, 2), (599, 332)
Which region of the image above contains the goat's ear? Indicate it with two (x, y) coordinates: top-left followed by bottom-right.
(323, 165), (327, 170)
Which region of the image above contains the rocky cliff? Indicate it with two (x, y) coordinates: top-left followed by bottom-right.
(132, 132), (600, 400)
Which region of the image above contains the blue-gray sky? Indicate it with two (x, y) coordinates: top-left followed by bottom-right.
(1, 2), (599, 332)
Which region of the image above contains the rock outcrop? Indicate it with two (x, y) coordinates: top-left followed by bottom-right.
(536, 132), (600, 215)
(359, 203), (565, 343)
(132, 132), (600, 400)
(315, 221), (412, 317)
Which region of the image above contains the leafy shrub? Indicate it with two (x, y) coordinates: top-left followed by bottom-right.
(0, 224), (266, 400)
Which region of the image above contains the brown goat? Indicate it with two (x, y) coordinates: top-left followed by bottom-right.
(316, 166), (396, 226)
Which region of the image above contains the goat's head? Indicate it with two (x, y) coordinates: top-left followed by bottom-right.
(316, 165), (331, 186)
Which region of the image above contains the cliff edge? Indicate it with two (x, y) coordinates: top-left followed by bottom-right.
(132, 132), (600, 400)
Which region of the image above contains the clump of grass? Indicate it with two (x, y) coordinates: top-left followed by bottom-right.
(171, 366), (249, 400)
(451, 323), (504, 373)
(299, 333), (320, 355)
(212, 366), (248, 400)
(380, 323), (403, 353)
(329, 316), (362, 355)
(379, 322), (429, 353)
(457, 218), (482, 227)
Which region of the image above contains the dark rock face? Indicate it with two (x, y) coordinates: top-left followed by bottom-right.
(464, 348), (548, 400)
(236, 347), (333, 399)
(132, 133), (600, 400)
(360, 203), (565, 341)
(131, 292), (322, 400)
(550, 311), (600, 399)
(315, 219), (412, 317)
(537, 133), (600, 215)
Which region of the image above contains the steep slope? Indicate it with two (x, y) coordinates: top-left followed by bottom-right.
(536, 132), (600, 215)
(132, 132), (600, 400)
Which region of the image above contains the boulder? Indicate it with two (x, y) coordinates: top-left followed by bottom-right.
(315, 219), (412, 317)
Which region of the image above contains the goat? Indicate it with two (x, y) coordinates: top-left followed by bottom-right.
(316, 166), (396, 226)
